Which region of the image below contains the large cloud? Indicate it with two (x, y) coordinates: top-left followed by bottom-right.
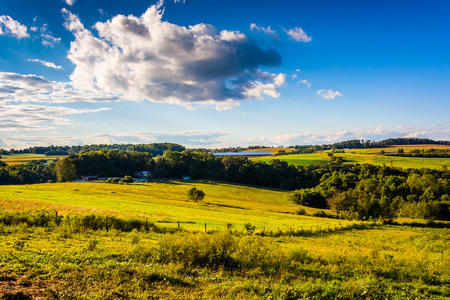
(0, 15), (29, 39)
(62, 5), (285, 109)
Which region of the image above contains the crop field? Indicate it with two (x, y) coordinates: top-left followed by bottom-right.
(0, 181), (449, 299)
(0, 153), (66, 165)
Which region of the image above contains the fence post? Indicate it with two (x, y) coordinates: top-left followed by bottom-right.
(178, 221), (180, 229)
(205, 223), (207, 233)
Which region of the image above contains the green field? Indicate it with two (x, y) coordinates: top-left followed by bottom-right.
(0, 181), (347, 231)
(0, 153), (66, 165)
(252, 150), (450, 170)
(0, 181), (449, 299)
(252, 153), (330, 166)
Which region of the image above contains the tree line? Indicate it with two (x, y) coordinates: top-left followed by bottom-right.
(385, 148), (450, 158)
(1, 143), (185, 156)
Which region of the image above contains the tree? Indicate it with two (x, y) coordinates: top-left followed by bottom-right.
(55, 158), (77, 182)
(187, 187), (205, 202)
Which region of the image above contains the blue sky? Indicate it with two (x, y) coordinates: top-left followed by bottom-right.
(1, 0), (449, 149)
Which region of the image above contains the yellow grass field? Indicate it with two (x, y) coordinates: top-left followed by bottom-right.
(0, 181), (350, 232)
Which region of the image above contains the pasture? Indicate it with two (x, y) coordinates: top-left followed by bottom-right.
(0, 181), (347, 232)
(0, 181), (449, 298)
(252, 146), (450, 170)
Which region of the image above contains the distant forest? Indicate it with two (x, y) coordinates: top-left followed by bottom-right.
(0, 143), (185, 156)
(1, 137), (449, 157)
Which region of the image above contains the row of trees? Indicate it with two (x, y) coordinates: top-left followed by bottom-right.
(0, 161), (56, 184)
(386, 148), (450, 158)
(0, 143), (185, 157)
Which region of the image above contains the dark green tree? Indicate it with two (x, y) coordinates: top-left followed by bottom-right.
(187, 187), (205, 202)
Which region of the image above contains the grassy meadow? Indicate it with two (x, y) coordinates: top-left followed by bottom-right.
(1, 181), (450, 299)
(0, 181), (347, 231)
(252, 145), (450, 170)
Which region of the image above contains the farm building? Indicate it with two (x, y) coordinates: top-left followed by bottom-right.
(81, 175), (97, 181)
(133, 171), (150, 178)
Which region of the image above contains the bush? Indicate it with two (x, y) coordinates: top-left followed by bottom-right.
(311, 210), (328, 218)
(244, 222), (256, 234)
(158, 231), (238, 269)
(120, 175), (134, 184)
(295, 208), (307, 215)
(187, 187), (205, 202)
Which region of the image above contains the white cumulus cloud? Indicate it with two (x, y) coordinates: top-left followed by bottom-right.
(317, 89), (343, 99)
(64, 0), (76, 5)
(61, 5), (284, 109)
(0, 15), (29, 39)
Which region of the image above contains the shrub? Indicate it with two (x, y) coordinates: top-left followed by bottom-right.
(120, 175), (134, 184)
(157, 231), (238, 269)
(244, 222), (256, 234)
(295, 208), (307, 215)
(311, 210), (328, 218)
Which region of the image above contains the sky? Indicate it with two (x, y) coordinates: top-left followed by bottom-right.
(1, 0), (450, 150)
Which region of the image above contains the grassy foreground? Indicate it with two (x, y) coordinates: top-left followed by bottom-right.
(1, 181), (449, 299)
(1, 223), (449, 299)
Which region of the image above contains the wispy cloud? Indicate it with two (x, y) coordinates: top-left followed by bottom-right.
(0, 102), (111, 131)
(38, 23), (61, 46)
(0, 15), (29, 39)
(250, 23), (276, 35)
(26, 59), (63, 70)
(284, 27), (311, 42)
(317, 89), (343, 99)
(300, 79), (311, 88)
(0, 131), (228, 149)
(0, 72), (124, 103)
